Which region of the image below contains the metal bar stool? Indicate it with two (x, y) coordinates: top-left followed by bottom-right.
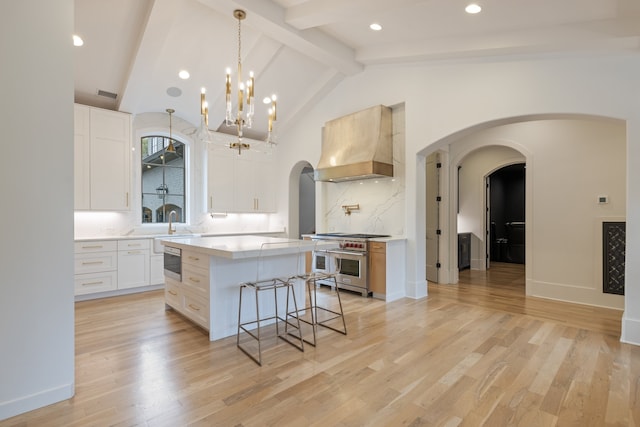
(237, 241), (305, 366)
(287, 241), (347, 347)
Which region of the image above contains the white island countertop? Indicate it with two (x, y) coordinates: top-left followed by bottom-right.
(160, 235), (336, 259)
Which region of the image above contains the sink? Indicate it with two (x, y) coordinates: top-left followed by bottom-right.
(152, 234), (200, 253)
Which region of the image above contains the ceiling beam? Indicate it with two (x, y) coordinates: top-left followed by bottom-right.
(196, 0), (363, 76)
(284, 0), (424, 30)
(118, 0), (178, 114)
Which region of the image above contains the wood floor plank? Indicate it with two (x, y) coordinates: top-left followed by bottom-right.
(3, 263), (638, 426)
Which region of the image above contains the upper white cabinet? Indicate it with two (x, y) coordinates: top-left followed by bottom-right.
(207, 146), (276, 213)
(74, 105), (91, 209)
(207, 147), (235, 213)
(74, 104), (132, 211)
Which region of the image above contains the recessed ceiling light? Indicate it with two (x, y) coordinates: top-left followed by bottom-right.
(72, 34), (84, 46)
(465, 3), (482, 14)
(178, 70), (190, 79)
(369, 23), (382, 31)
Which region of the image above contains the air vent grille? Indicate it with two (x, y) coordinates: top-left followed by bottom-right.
(97, 89), (118, 99)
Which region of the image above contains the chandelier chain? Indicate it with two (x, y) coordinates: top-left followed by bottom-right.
(237, 17), (242, 70)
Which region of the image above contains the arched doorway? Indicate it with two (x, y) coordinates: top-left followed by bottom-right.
(288, 161), (315, 238)
(440, 116), (625, 309)
(487, 163), (525, 267)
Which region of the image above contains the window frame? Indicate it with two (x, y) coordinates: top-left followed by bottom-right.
(140, 134), (187, 225)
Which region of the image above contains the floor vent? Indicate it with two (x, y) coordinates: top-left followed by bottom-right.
(603, 221), (625, 295)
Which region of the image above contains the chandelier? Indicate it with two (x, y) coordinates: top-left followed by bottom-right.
(197, 9), (278, 154)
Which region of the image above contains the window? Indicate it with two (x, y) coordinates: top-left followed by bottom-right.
(141, 136), (185, 223)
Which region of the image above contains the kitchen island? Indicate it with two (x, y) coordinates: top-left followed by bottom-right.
(160, 235), (334, 341)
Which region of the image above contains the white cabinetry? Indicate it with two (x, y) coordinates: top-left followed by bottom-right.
(207, 146), (276, 213)
(235, 152), (275, 212)
(150, 253), (165, 285)
(207, 147), (235, 212)
(74, 240), (118, 295)
(74, 105), (91, 209)
(75, 238), (162, 298)
(117, 239), (150, 289)
(74, 104), (132, 211)
(165, 249), (210, 330)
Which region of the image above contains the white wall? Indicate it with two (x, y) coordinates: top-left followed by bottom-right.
(0, 0), (75, 420)
(274, 54), (640, 342)
(453, 119), (626, 308)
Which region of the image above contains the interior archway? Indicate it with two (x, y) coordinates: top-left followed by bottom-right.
(288, 160), (315, 239)
(422, 115), (626, 309)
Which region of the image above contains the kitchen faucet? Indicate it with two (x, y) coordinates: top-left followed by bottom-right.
(168, 210), (178, 235)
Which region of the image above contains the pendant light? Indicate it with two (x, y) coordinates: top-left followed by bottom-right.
(166, 108), (176, 153)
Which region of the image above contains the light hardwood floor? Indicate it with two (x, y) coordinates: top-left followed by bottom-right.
(3, 263), (639, 426)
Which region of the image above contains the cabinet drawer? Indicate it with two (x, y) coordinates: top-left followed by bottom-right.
(182, 291), (209, 330)
(182, 265), (209, 297)
(75, 240), (117, 254)
(182, 250), (209, 270)
(165, 278), (181, 308)
(74, 252), (117, 274)
(118, 239), (150, 251)
(75, 271), (117, 295)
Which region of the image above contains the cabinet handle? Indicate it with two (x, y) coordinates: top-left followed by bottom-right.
(188, 304), (201, 311)
(210, 196), (213, 209)
(82, 281), (103, 286)
(168, 290), (177, 296)
(188, 256), (200, 261)
(82, 245), (103, 249)
(128, 243), (142, 247)
(82, 261), (104, 265)
(126, 192), (129, 207)
(127, 251), (142, 255)
(189, 276), (200, 283)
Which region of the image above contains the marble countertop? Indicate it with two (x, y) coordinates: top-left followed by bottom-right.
(75, 230), (285, 242)
(301, 234), (406, 243)
(161, 235), (337, 260)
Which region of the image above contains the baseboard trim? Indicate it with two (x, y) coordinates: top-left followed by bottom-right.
(0, 382), (74, 421)
(621, 311), (640, 346)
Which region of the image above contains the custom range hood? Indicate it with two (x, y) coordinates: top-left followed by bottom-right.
(315, 105), (393, 182)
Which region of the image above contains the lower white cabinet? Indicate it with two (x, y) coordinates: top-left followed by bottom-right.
(117, 239), (150, 289)
(75, 238), (160, 297)
(150, 254), (164, 285)
(74, 240), (118, 295)
(165, 250), (210, 330)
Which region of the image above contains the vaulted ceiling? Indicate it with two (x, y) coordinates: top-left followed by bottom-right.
(74, 0), (640, 139)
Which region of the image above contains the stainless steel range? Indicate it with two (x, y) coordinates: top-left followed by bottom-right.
(311, 233), (390, 296)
